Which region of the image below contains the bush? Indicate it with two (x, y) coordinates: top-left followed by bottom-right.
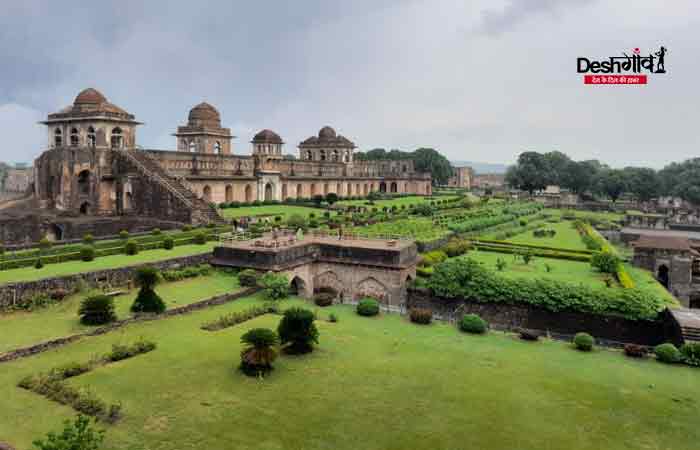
(39, 237), (52, 251)
(106, 339), (156, 362)
(32, 415), (105, 450)
(287, 213), (307, 230)
(654, 343), (682, 364)
(459, 314), (487, 334)
(239, 269), (259, 287)
(130, 267), (165, 314)
(591, 251), (620, 274)
(124, 240), (139, 255)
(163, 236), (174, 250)
(151, 228), (162, 236)
(680, 342), (700, 367)
(356, 298), (380, 317)
(495, 258), (507, 271)
(193, 231), (207, 245)
(277, 308), (319, 354)
(182, 225), (192, 232)
(259, 272), (289, 301)
(443, 239), (470, 257)
(421, 250), (448, 267)
(573, 332), (595, 351)
(83, 233), (94, 244)
(518, 328), (540, 341)
(239, 328), (279, 377)
(624, 344), (647, 358)
(201, 304), (275, 331)
(80, 245), (96, 262)
(314, 292), (334, 307)
(119, 230), (129, 240)
(328, 313), (339, 323)
(78, 295), (116, 325)
(409, 308), (433, 325)
(35, 258), (44, 269)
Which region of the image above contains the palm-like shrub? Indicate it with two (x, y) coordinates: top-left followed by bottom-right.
(459, 314), (487, 334)
(356, 298), (380, 317)
(239, 328), (278, 377)
(130, 266), (165, 314)
(78, 295), (116, 325)
(259, 272), (289, 301)
(680, 343), (700, 367)
(573, 332), (595, 351)
(277, 308), (319, 354)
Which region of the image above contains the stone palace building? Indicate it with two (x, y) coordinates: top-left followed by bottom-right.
(32, 88), (432, 227)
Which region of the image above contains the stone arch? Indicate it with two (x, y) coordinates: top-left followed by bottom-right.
(356, 277), (388, 303)
(203, 185), (212, 202)
(110, 127), (123, 149)
(77, 169), (90, 195)
(313, 270), (343, 295)
(225, 185), (233, 203)
(264, 182), (274, 201)
(390, 182), (398, 193)
(657, 264), (670, 288)
(282, 184), (288, 200)
(46, 223), (64, 241)
(245, 184), (252, 202)
(363, 184), (368, 195)
(310, 183), (317, 197)
(347, 182), (352, 196)
(79, 201), (90, 215)
(380, 182), (387, 193)
(87, 126), (96, 147)
(70, 127), (80, 146)
(296, 184), (303, 198)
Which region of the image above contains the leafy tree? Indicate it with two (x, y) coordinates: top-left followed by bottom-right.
(562, 160), (600, 194)
(595, 169), (628, 202)
(659, 158), (700, 205)
(623, 167), (659, 202)
(412, 147), (453, 185)
(130, 267), (165, 314)
(325, 192), (339, 205)
(505, 151), (550, 194)
(33, 415), (105, 450)
(277, 307), (319, 354)
(543, 151), (571, 186)
(259, 272), (289, 301)
(239, 328), (278, 377)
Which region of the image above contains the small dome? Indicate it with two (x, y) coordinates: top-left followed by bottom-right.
(318, 126), (336, 140)
(188, 102), (221, 126)
(252, 129), (283, 144)
(74, 88), (107, 105)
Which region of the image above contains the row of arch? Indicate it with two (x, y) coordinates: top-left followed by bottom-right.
(181, 139), (222, 154)
(54, 126), (123, 149)
(303, 149), (351, 163)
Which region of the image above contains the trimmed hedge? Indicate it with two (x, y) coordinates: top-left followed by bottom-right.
(573, 332), (595, 351)
(654, 343), (682, 364)
(459, 314), (487, 334)
(357, 298), (380, 316)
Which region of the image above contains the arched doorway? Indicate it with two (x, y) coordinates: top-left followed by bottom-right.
(390, 182), (398, 193)
(225, 185), (233, 203)
(282, 184), (288, 200)
(245, 185), (252, 203)
(380, 182), (387, 193)
(46, 224), (63, 241)
(289, 276), (307, 296)
(296, 184), (302, 198)
(77, 170), (90, 195)
(264, 183), (274, 201)
(79, 202), (90, 215)
(203, 185), (212, 202)
(657, 265), (670, 288)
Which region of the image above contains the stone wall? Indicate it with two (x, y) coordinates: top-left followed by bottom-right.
(406, 288), (673, 346)
(0, 253), (211, 310)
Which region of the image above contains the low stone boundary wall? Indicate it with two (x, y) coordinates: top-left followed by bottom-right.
(0, 253), (213, 310)
(407, 288), (674, 346)
(417, 233), (454, 253)
(0, 287), (258, 363)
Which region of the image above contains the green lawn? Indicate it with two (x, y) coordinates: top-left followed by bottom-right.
(337, 195), (457, 208)
(0, 243), (217, 285)
(219, 205), (327, 220)
(348, 216), (451, 242)
(627, 265), (679, 306)
(504, 220), (589, 251)
(0, 271), (240, 353)
(1, 300), (698, 450)
(468, 250), (608, 287)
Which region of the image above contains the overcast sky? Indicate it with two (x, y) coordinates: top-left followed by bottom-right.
(1, 0), (698, 168)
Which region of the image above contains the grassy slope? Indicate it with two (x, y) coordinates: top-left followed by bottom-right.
(0, 272), (241, 353)
(219, 205), (327, 220)
(337, 195), (457, 208)
(0, 243), (217, 285)
(1, 302), (698, 450)
(504, 221), (589, 251)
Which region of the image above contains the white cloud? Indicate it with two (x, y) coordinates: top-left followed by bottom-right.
(0, 104), (45, 164)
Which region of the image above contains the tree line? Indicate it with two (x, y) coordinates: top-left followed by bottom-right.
(355, 148), (453, 186)
(505, 151), (700, 204)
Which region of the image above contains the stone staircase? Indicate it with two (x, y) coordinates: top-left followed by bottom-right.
(115, 149), (224, 225)
(669, 308), (700, 343)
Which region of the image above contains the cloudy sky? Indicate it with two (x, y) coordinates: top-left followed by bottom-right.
(1, 0), (698, 168)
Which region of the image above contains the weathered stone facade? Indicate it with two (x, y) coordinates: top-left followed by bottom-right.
(447, 166), (473, 189)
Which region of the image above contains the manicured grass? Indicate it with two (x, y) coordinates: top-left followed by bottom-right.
(547, 208), (625, 222)
(219, 205), (328, 220)
(0, 243), (217, 285)
(468, 250), (609, 287)
(349, 216), (451, 241)
(505, 220), (589, 251)
(1, 302), (698, 450)
(337, 195), (457, 208)
(627, 265), (679, 307)
(0, 271), (241, 353)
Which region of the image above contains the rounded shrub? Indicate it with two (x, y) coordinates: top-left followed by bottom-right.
(80, 245), (96, 262)
(239, 328), (279, 377)
(124, 239), (139, 255)
(163, 236), (175, 250)
(151, 228), (162, 236)
(119, 230), (129, 240)
(591, 252), (620, 274)
(79, 295), (116, 325)
(83, 233), (94, 244)
(182, 225), (192, 232)
(314, 292), (334, 307)
(459, 314), (487, 334)
(34, 258), (44, 269)
(239, 269), (259, 287)
(193, 231), (207, 245)
(259, 272), (289, 301)
(680, 342), (700, 367)
(39, 237), (52, 251)
(287, 213), (307, 231)
(409, 308), (433, 325)
(654, 343), (682, 364)
(356, 298), (380, 317)
(573, 332), (595, 352)
(277, 307), (319, 354)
